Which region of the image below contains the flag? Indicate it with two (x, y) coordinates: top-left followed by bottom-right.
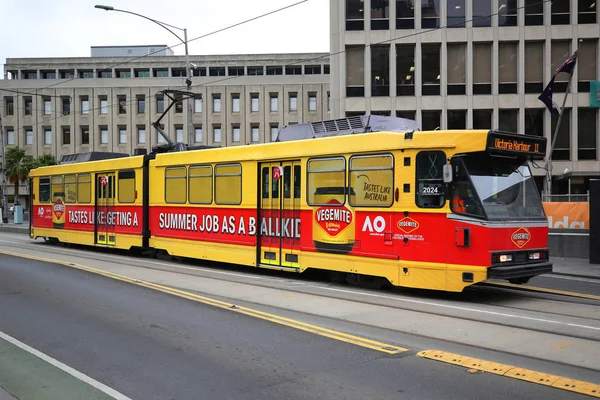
(538, 50), (578, 116)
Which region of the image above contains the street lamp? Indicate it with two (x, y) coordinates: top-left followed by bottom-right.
(95, 5), (194, 146)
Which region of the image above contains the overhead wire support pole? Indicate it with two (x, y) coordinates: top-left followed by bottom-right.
(0, 117), (8, 223)
(95, 5), (194, 146)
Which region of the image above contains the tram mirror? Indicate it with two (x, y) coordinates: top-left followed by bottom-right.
(443, 164), (453, 183)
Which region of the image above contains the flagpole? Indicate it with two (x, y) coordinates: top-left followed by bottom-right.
(544, 41), (581, 197)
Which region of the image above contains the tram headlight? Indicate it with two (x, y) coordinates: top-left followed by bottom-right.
(528, 252), (541, 260)
(499, 254), (512, 263)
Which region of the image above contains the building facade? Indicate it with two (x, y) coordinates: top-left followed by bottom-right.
(330, 0), (599, 194)
(0, 52), (331, 201)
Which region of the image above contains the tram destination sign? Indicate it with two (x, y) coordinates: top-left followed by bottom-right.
(486, 131), (547, 159)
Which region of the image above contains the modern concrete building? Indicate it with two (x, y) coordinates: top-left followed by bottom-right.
(0, 51), (330, 202)
(329, 0), (599, 194)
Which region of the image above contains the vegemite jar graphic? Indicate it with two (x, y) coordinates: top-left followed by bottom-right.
(312, 187), (356, 254)
(52, 194), (66, 229)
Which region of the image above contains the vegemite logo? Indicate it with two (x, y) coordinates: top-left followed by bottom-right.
(315, 199), (352, 236)
(53, 199), (65, 220)
(511, 227), (531, 248)
(397, 217), (419, 233)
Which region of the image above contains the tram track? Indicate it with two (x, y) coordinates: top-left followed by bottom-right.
(1, 234), (598, 345)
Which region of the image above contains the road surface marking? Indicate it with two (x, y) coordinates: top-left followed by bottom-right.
(0, 330), (131, 400)
(0, 250), (408, 355)
(418, 350), (600, 398)
(484, 281), (600, 301)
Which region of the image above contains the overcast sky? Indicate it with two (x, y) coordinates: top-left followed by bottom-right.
(0, 0), (329, 76)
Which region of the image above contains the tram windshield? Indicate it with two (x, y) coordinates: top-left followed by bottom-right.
(451, 155), (546, 221)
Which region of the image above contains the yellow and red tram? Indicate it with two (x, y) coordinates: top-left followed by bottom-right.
(29, 116), (552, 292)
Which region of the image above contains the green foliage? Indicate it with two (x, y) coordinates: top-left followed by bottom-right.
(5, 146), (34, 200)
(34, 153), (58, 168)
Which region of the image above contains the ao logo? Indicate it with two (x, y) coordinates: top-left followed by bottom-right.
(362, 216), (386, 233)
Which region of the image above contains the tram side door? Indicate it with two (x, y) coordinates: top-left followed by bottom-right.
(258, 161), (301, 269)
(95, 173), (116, 246)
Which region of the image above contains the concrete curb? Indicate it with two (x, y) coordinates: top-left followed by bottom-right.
(0, 226), (28, 235)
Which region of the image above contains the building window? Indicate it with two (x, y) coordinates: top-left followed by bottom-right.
(232, 95), (240, 113)
(285, 66), (302, 75)
(473, 43), (492, 95)
(62, 127), (70, 145)
(346, 46), (365, 97)
(98, 70), (112, 78)
(213, 95), (221, 113)
(308, 94), (317, 111)
(174, 95), (183, 113)
(578, 108), (597, 160)
(41, 70), (56, 79)
(23, 71), (37, 79)
(371, 45), (390, 97)
(117, 95), (126, 114)
(119, 127), (127, 144)
(156, 95), (164, 113)
(499, 42), (518, 94)
(59, 70), (74, 79)
(137, 127), (146, 144)
(193, 68), (207, 77)
(421, 0), (440, 28)
(24, 97), (32, 115)
(551, 41), (572, 92)
(472, 110), (492, 129)
(447, 0), (465, 27)
(524, 42), (544, 93)
(134, 69), (150, 78)
(176, 127), (184, 143)
(270, 124), (279, 142)
(551, 0), (570, 24)
(25, 128), (33, 145)
(499, 109), (518, 133)
(578, 40), (597, 92)
(396, 44), (415, 96)
(81, 126), (90, 145)
(304, 65), (321, 74)
(447, 43), (466, 95)
(157, 129), (166, 144)
(232, 125), (241, 143)
(79, 70), (94, 79)
(209, 67), (226, 76)
(270, 95), (278, 112)
(251, 125), (259, 142)
(195, 126), (203, 142)
(346, 0), (364, 30)
(498, 0), (518, 26)
(448, 110), (466, 129)
(551, 109), (571, 160)
(525, 0), (544, 25)
(213, 125), (222, 143)
(154, 69), (168, 77)
(289, 93), (298, 111)
(5, 97), (14, 115)
(7, 129), (14, 145)
(327, 92), (331, 111)
(228, 66), (244, 76)
(473, 0), (491, 26)
(81, 97), (89, 114)
(44, 98), (51, 115)
(100, 127), (109, 144)
(525, 109), (544, 137)
(62, 97), (71, 115)
(371, 0), (390, 30)
(266, 66), (283, 75)
(116, 69), (131, 78)
(100, 97), (108, 114)
(44, 128), (52, 145)
(248, 66), (264, 76)
(251, 94), (259, 112)
(421, 110), (441, 131)
(422, 44), (440, 96)
(194, 98), (202, 113)
(172, 68), (186, 77)
(396, 0), (415, 29)
(137, 96), (145, 114)
(579, 0), (597, 24)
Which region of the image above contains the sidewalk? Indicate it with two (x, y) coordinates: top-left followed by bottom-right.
(0, 387), (17, 400)
(1, 221), (598, 279)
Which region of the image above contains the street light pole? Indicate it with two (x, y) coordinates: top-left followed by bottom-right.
(95, 5), (194, 147)
(0, 117), (8, 223)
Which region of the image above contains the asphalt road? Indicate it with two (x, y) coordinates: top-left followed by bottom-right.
(0, 255), (593, 400)
(528, 274), (600, 296)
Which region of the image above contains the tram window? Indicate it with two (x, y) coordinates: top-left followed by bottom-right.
(262, 167), (270, 199)
(118, 170), (136, 203)
(215, 163), (242, 205)
(165, 167), (187, 204)
(77, 174), (91, 203)
(349, 154), (394, 207)
(39, 177), (51, 203)
(307, 157), (346, 206)
(51, 176), (64, 203)
(415, 151), (446, 208)
(294, 165), (301, 199)
(272, 167), (279, 199)
(64, 175), (77, 203)
(189, 165), (213, 204)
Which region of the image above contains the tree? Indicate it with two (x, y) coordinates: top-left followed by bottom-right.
(5, 147), (34, 204)
(34, 153), (58, 168)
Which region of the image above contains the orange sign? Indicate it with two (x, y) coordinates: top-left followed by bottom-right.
(511, 227), (531, 248)
(543, 202), (589, 229)
(397, 217), (419, 233)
